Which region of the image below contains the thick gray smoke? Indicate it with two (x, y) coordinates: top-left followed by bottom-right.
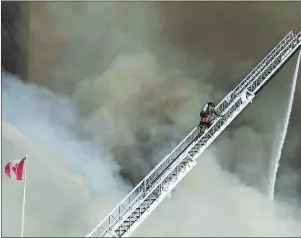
(27, 1), (301, 192)
(28, 2), (218, 185)
(3, 1), (301, 236)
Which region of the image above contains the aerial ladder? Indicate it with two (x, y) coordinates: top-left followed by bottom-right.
(85, 29), (301, 237)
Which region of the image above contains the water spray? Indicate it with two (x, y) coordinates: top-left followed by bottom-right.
(268, 50), (301, 201)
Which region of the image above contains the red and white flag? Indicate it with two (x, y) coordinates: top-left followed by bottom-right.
(5, 156), (27, 180)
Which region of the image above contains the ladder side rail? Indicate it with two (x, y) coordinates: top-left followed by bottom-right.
(215, 34), (300, 135)
(86, 184), (146, 237)
(107, 128), (205, 236)
(215, 32), (295, 116)
(215, 31), (298, 118)
(196, 91), (255, 157)
(215, 31), (291, 111)
(93, 190), (146, 237)
(121, 159), (197, 237)
(116, 155), (198, 237)
(250, 44), (301, 95)
(142, 91), (246, 203)
(231, 31), (294, 96)
(216, 33), (301, 137)
(144, 100), (241, 192)
(116, 94), (254, 237)
(214, 31), (296, 116)
(143, 131), (197, 190)
(118, 88), (262, 237)
(143, 128), (198, 188)
(190, 98), (250, 161)
(87, 126), (201, 236)
(234, 31), (295, 95)
(193, 93), (246, 148)
(235, 31), (301, 95)
(86, 130), (200, 237)
(247, 33), (301, 96)
(112, 94), (246, 236)
(119, 156), (197, 237)
(101, 145), (197, 238)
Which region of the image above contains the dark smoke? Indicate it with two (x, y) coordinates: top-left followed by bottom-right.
(26, 1), (301, 192)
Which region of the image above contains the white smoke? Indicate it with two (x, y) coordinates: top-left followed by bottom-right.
(2, 72), (130, 236)
(133, 149), (301, 237)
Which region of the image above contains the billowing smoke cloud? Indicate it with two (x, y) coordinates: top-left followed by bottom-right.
(28, 2), (219, 185)
(2, 72), (129, 236)
(3, 1), (301, 236)
(27, 1), (301, 191)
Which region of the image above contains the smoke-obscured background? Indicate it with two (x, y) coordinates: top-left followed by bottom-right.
(2, 1), (301, 236)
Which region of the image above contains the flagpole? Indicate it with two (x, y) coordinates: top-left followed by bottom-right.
(21, 155), (28, 238)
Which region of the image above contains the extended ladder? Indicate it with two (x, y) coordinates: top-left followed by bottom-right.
(86, 29), (301, 237)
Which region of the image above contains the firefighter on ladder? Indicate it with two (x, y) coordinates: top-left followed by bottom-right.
(198, 101), (223, 136)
